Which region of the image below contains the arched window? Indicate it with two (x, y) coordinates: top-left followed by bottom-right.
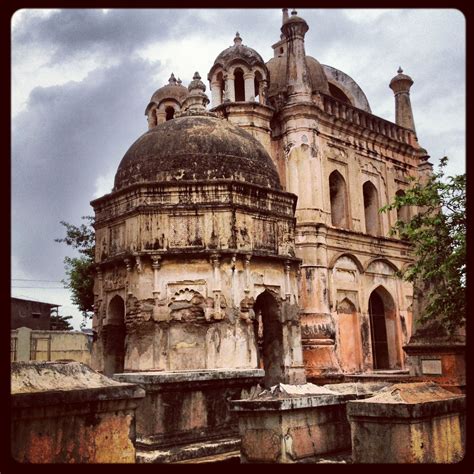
(234, 68), (245, 102)
(165, 106), (175, 121)
(329, 170), (349, 228)
(363, 181), (380, 235)
(395, 189), (409, 223)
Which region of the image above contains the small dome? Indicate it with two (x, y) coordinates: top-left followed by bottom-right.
(266, 54), (330, 98)
(212, 33), (265, 71)
(114, 115), (281, 192)
(389, 67), (414, 90)
(145, 74), (189, 114)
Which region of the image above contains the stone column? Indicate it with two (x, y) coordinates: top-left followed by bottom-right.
(124, 258), (133, 296)
(147, 108), (158, 129)
(258, 79), (268, 104)
(225, 74), (235, 102)
(156, 109), (166, 125)
(151, 255), (161, 299)
(244, 254), (252, 295)
(284, 260), (292, 299)
(211, 80), (223, 107)
(243, 72), (255, 101)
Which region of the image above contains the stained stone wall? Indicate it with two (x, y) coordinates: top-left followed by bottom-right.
(91, 180), (305, 384)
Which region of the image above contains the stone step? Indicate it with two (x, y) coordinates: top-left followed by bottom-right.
(137, 437), (240, 464)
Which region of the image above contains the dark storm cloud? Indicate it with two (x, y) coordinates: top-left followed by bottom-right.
(13, 9), (202, 63)
(12, 56), (163, 279)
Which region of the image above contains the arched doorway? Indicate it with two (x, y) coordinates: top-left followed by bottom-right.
(254, 291), (284, 387)
(368, 287), (400, 370)
(103, 295), (126, 376)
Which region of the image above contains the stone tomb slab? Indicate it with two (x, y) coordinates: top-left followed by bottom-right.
(230, 383), (357, 463)
(11, 361), (145, 463)
(114, 368), (264, 463)
(346, 382), (465, 463)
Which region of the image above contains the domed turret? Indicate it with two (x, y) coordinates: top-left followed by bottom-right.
(208, 33), (269, 107)
(113, 115), (282, 192)
(389, 67), (416, 132)
(145, 73), (189, 128)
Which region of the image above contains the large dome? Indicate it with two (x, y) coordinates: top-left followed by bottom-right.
(114, 115), (281, 192)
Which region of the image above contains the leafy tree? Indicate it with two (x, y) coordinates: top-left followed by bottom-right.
(50, 313), (74, 331)
(55, 216), (95, 320)
(381, 157), (465, 335)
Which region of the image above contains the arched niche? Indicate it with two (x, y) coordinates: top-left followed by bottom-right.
(395, 189), (410, 224)
(253, 290), (284, 388)
(329, 170), (349, 228)
(103, 294), (126, 376)
(363, 181), (380, 235)
(368, 286), (401, 370)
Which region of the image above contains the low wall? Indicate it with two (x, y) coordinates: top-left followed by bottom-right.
(11, 327), (92, 365)
(114, 369), (263, 463)
(11, 361), (145, 463)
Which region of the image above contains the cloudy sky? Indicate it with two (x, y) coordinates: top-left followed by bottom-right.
(11, 8), (465, 329)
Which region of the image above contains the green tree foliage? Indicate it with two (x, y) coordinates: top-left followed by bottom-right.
(381, 157), (465, 335)
(55, 216), (95, 318)
(50, 313), (74, 331)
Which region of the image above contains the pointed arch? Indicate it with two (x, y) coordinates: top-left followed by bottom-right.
(363, 181), (380, 235)
(364, 257), (399, 275)
(395, 189), (410, 223)
(233, 67), (245, 101)
(368, 285), (401, 370)
(103, 294), (126, 376)
(329, 170), (349, 228)
(253, 290), (284, 387)
(328, 252), (364, 273)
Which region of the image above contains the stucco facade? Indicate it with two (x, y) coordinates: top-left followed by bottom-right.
(91, 8), (432, 387)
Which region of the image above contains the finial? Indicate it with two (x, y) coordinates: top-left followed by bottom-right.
(188, 71), (206, 93)
(291, 9), (297, 15)
(177, 77), (182, 85)
(398, 66), (403, 74)
(234, 31), (242, 45)
(168, 73), (177, 85)
(282, 8), (289, 24)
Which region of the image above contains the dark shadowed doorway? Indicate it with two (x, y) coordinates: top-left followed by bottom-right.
(254, 291), (284, 388)
(368, 290), (390, 369)
(103, 295), (126, 376)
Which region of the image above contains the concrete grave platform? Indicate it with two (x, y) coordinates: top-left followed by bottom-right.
(114, 368), (263, 463)
(347, 382), (465, 463)
(231, 383), (358, 463)
(11, 361), (145, 463)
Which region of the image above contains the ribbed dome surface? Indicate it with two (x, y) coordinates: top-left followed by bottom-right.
(114, 115), (281, 191)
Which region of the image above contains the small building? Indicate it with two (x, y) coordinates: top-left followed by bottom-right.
(11, 297), (59, 330)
